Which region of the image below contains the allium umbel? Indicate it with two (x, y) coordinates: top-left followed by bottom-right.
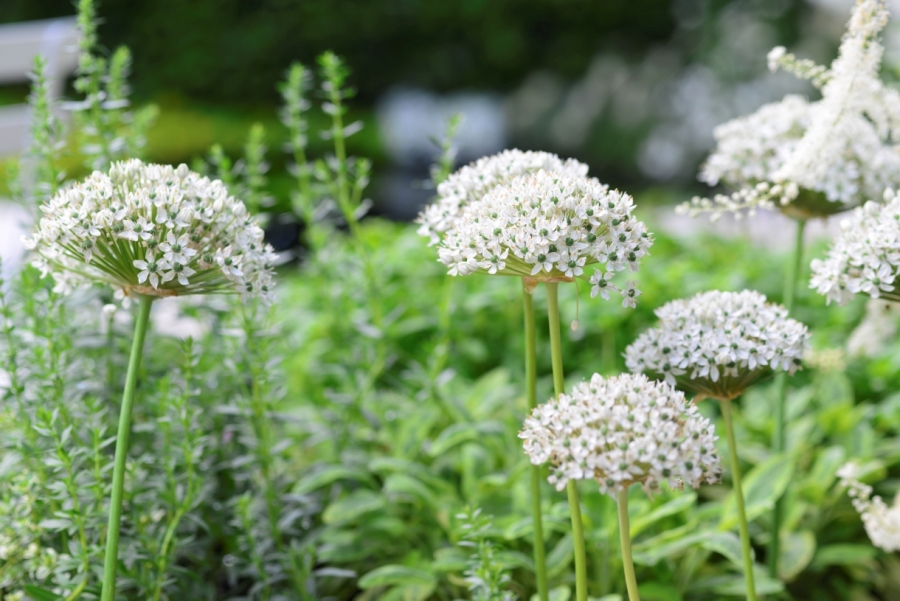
(417, 149), (589, 244)
(682, 0), (900, 219)
(625, 290), (809, 399)
(811, 192), (900, 305)
(437, 171), (652, 305)
(838, 462), (900, 552)
(22, 159), (277, 302)
(519, 373), (722, 497)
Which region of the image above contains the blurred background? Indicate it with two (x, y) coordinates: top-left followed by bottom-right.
(1, 0), (899, 222)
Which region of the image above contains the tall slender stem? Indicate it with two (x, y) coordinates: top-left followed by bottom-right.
(721, 397), (758, 601)
(545, 282), (588, 601)
(523, 283), (549, 601)
(100, 294), (153, 601)
(617, 489), (641, 601)
(769, 217), (806, 576)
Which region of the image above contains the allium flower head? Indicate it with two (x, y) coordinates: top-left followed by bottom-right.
(22, 159), (276, 302)
(682, 0), (900, 219)
(625, 290), (809, 399)
(811, 192), (900, 305)
(519, 373), (721, 497)
(417, 149), (588, 244)
(838, 462), (900, 552)
(437, 171), (653, 305)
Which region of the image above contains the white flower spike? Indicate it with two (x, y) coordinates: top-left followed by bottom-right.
(22, 159), (277, 302)
(519, 372), (722, 497)
(625, 290), (809, 399)
(838, 462), (900, 552)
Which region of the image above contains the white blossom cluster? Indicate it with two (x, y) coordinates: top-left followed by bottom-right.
(519, 373), (721, 497)
(22, 159), (277, 302)
(681, 0), (900, 219)
(847, 299), (900, 357)
(810, 191), (900, 306)
(437, 171), (652, 306)
(625, 290), (809, 399)
(838, 462), (900, 552)
(416, 149), (588, 244)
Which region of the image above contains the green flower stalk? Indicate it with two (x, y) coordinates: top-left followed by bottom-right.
(626, 290), (810, 600)
(520, 372), (722, 601)
(21, 159), (276, 600)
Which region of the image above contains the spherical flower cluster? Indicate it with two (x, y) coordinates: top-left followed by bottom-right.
(811, 192), (900, 306)
(625, 290), (809, 399)
(416, 149), (588, 244)
(838, 462), (900, 552)
(681, 0), (900, 219)
(22, 159), (277, 302)
(437, 171), (653, 306)
(519, 373), (721, 497)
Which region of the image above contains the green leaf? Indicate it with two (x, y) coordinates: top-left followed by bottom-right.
(632, 529), (711, 566)
(779, 530), (816, 580)
(699, 532), (745, 568)
(630, 492), (697, 537)
(380, 583), (437, 601)
(532, 586), (572, 601)
(24, 586), (62, 601)
(811, 544), (878, 570)
(358, 565), (436, 589)
(293, 465), (374, 494)
(383, 473), (437, 506)
(801, 446), (846, 502)
(323, 490), (385, 525)
(432, 547), (468, 572)
(688, 570), (784, 596)
(721, 453), (793, 530)
(546, 533), (574, 577)
(638, 581), (683, 601)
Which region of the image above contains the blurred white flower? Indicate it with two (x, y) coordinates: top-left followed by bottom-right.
(519, 372), (722, 497)
(22, 159), (277, 302)
(811, 191), (900, 305)
(838, 461), (900, 551)
(436, 171), (652, 304)
(683, 0), (900, 219)
(625, 290), (810, 398)
(416, 149), (588, 244)
(847, 299), (900, 357)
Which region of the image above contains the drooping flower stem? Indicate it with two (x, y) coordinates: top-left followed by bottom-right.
(523, 283), (549, 601)
(545, 282), (588, 601)
(769, 217), (806, 577)
(101, 294), (154, 601)
(616, 489), (641, 601)
(720, 396), (758, 601)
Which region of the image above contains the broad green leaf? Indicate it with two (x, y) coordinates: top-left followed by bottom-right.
(688, 570), (784, 596)
(721, 453), (793, 530)
(639, 581), (683, 601)
(811, 544), (878, 569)
(432, 547), (468, 572)
(293, 465), (374, 494)
(358, 565), (436, 589)
(632, 529), (711, 566)
(24, 586), (62, 601)
(779, 530), (816, 580)
(801, 446), (845, 502)
(630, 492), (697, 537)
(699, 532), (745, 568)
(380, 583), (437, 601)
(323, 490), (385, 525)
(546, 533), (574, 577)
(383, 473), (437, 506)
(532, 586), (572, 601)
(496, 550), (533, 570)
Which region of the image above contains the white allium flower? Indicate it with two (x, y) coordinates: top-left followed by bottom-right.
(519, 373), (722, 497)
(21, 159), (277, 302)
(625, 290), (810, 399)
(838, 462), (900, 552)
(682, 0), (900, 220)
(416, 149), (589, 244)
(811, 191), (900, 306)
(437, 171), (653, 306)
